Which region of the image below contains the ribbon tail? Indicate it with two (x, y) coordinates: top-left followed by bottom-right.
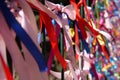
(0, 54), (13, 80)
(0, 11), (30, 80)
(40, 11), (67, 70)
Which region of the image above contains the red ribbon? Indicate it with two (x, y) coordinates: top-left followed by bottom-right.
(70, 0), (110, 61)
(0, 54), (13, 80)
(70, 0), (99, 40)
(96, 35), (110, 61)
(90, 63), (99, 80)
(27, 1), (67, 70)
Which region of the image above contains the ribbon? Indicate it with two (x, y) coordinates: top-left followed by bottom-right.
(0, 0), (47, 72)
(0, 54), (13, 80)
(91, 19), (112, 41)
(89, 17), (111, 60)
(45, 0), (76, 20)
(18, 9), (49, 80)
(7, 1), (49, 79)
(45, 1), (79, 70)
(0, 34), (7, 65)
(0, 59), (6, 80)
(1, 1), (49, 79)
(77, 27), (90, 53)
(96, 34), (110, 60)
(0, 34), (13, 80)
(50, 60), (89, 80)
(0, 11), (31, 80)
(104, 10), (113, 29)
(17, 0), (38, 33)
(27, 0), (67, 70)
(102, 63), (114, 72)
(70, 0), (99, 40)
(90, 63), (99, 80)
(40, 11), (67, 70)
(47, 50), (54, 74)
(27, 0), (62, 27)
(47, 23), (61, 74)
(75, 25), (80, 60)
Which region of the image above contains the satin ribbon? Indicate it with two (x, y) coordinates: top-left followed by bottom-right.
(0, 59), (6, 80)
(70, 0), (99, 40)
(0, 36), (6, 80)
(59, 13), (78, 69)
(75, 25), (80, 61)
(50, 60), (89, 80)
(87, 11), (111, 60)
(45, 0), (76, 21)
(17, 9), (49, 80)
(8, 1), (49, 78)
(96, 34), (110, 61)
(70, 0), (87, 40)
(91, 21), (112, 42)
(0, 34), (7, 65)
(0, 54), (13, 80)
(45, 1), (79, 70)
(90, 63), (99, 80)
(1, 1), (49, 79)
(17, 0), (38, 33)
(75, 43), (99, 80)
(42, 2), (91, 79)
(0, 11), (31, 80)
(27, 0), (67, 70)
(27, 0), (62, 27)
(46, 3), (90, 72)
(47, 23), (61, 74)
(7, 1), (49, 79)
(47, 22), (62, 74)
(0, 35), (13, 80)
(77, 27), (90, 53)
(0, 0), (47, 72)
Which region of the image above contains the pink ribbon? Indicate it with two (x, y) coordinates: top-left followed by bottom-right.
(15, 2), (49, 79)
(0, 11), (30, 80)
(1, 0), (49, 79)
(45, 0), (78, 70)
(0, 35), (8, 80)
(45, 0), (76, 20)
(50, 59), (89, 80)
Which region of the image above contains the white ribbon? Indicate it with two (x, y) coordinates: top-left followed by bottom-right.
(45, 0), (76, 20)
(45, 0), (79, 71)
(0, 11), (30, 80)
(0, 35), (7, 80)
(50, 60), (89, 80)
(14, 1), (49, 79)
(18, 9), (48, 80)
(104, 10), (113, 29)
(27, 0), (63, 28)
(0, 0), (49, 79)
(91, 20), (112, 41)
(17, 0), (38, 33)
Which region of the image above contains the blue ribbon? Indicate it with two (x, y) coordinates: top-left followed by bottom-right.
(78, 29), (90, 53)
(0, 0), (47, 72)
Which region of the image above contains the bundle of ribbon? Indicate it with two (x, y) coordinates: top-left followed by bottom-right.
(0, 0), (120, 80)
